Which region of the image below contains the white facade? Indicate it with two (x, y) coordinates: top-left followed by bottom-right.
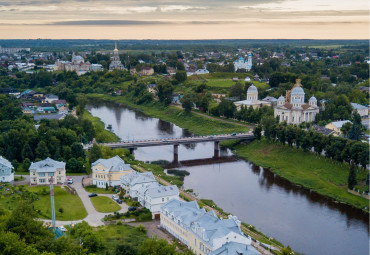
(351, 103), (368, 117)
(109, 42), (125, 71)
(274, 79), (320, 124)
(234, 53), (252, 72)
(0, 156), (14, 183)
(234, 84), (271, 110)
(120, 171), (157, 199)
(141, 184), (179, 217)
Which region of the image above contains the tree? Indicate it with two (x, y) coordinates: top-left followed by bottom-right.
(253, 125), (262, 140)
(89, 143), (103, 163)
(348, 163), (357, 189)
(66, 157), (84, 173)
(229, 82), (244, 100)
(70, 221), (102, 253)
(181, 94), (193, 113)
(156, 80), (174, 106)
(71, 142), (85, 159)
(115, 244), (137, 255)
(137, 237), (176, 255)
(35, 141), (50, 160)
(175, 71), (187, 83)
(22, 143), (34, 161)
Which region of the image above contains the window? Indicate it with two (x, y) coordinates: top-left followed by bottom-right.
(49, 173), (54, 176)
(59, 171), (61, 174)
(39, 173), (45, 177)
(39, 179), (45, 183)
(162, 198), (164, 202)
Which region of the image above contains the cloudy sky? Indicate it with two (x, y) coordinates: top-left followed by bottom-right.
(0, 0), (368, 39)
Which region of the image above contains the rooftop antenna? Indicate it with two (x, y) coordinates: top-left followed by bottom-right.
(50, 176), (56, 233)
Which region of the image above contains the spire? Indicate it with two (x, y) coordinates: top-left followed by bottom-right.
(115, 41), (117, 50)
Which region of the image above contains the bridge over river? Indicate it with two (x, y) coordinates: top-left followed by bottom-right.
(84, 133), (254, 163)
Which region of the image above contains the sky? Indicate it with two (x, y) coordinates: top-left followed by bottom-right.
(0, 0), (368, 39)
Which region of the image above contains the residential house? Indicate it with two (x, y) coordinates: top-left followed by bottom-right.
(351, 103), (368, 117)
(44, 94), (59, 103)
(325, 120), (352, 136)
(120, 171), (157, 199)
(34, 113), (66, 122)
(195, 69), (209, 75)
(210, 242), (260, 255)
(22, 107), (34, 114)
(147, 84), (156, 94)
(160, 200), (259, 255)
(36, 106), (56, 113)
(0, 156), (14, 184)
(138, 67), (154, 76)
(172, 93), (183, 104)
(311, 125), (335, 136)
(29, 157), (66, 185)
(130, 67), (137, 75)
(92, 155), (134, 188)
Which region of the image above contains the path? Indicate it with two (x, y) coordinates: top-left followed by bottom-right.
(173, 105), (254, 129)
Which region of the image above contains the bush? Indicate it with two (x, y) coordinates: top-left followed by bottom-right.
(136, 224), (147, 234)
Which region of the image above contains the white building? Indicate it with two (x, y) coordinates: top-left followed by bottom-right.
(274, 79), (320, 124)
(351, 103), (368, 117)
(29, 158), (66, 185)
(0, 156), (14, 184)
(234, 53), (252, 72)
(120, 171), (157, 199)
(234, 84), (271, 110)
(161, 200), (259, 255)
(109, 42), (125, 71)
(195, 69), (209, 75)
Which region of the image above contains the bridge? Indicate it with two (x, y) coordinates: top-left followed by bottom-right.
(84, 133), (254, 163)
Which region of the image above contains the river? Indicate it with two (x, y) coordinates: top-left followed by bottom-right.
(87, 102), (369, 255)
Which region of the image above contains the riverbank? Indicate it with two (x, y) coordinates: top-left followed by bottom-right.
(86, 94), (250, 135)
(228, 139), (369, 212)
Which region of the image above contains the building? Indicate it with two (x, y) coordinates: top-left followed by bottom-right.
(54, 54), (92, 75)
(234, 53), (252, 72)
(351, 103), (368, 117)
(261, 96), (278, 106)
(29, 158), (66, 185)
(161, 200), (259, 255)
(92, 155), (134, 188)
(210, 242), (260, 255)
(234, 84), (271, 110)
(138, 67), (154, 76)
(109, 42), (125, 71)
(147, 84), (156, 94)
(0, 156), (14, 184)
(274, 79), (320, 124)
(0, 46), (30, 53)
(325, 120), (352, 136)
(120, 171), (157, 199)
(195, 69), (209, 75)
(91, 64), (103, 72)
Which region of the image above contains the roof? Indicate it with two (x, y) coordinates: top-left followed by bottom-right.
(29, 157), (65, 173)
(210, 242), (260, 255)
(275, 103), (318, 111)
(262, 96), (277, 102)
(34, 114), (65, 122)
(309, 96), (317, 101)
(92, 155), (132, 172)
(145, 185), (179, 198)
(291, 86), (305, 95)
(351, 103), (367, 110)
(0, 156), (13, 169)
(121, 171), (156, 186)
(278, 95), (285, 101)
(45, 94), (58, 99)
(247, 85), (258, 93)
(311, 125), (335, 136)
(328, 120), (352, 129)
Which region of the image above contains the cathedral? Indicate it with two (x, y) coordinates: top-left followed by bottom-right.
(274, 79), (319, 124)
(109, 42), (125, 71)
(234, 53), (252, 72)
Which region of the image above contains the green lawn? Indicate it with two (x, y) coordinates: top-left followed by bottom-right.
(14, 171), (29, 175)
(14, 176), (25, 181)
(91, 196), (121, 213)
(82, 110), (120, 143)
(87, 94), (249, 135)
(232, 140), (369, 211)
(85, 185), (117, 194)
(28, 186), (87, 220)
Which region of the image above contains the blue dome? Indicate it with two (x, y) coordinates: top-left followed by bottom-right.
(309, 96), (317, 101)
(278, 95), (285, 101)
(291, 86), (305, 95)
(247, 85), (258, 93)
(239, 57), (244, 60)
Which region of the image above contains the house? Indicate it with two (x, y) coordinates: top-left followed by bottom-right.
(195, 69), (209, 75)
(22, 107), (34, 114)
(160, 200), (259, 255)
(33, 113), (66, 122)
(311, 125), (335, 136)
(244, 77), (251, 82)
(172, 93), (183, 104)
(325, 120), (352, 136)
(120, 171), (157, 199)
(44, 94), (59, 103)
(147, 84), (156, 94)
(167, 67), (176, 75)
(351, 103), (368, 117)
(91, 156), (134, 188)
(29, 158), (66, 185)
(36, 106), (56, 113)
(138, 183), (179, 219)
(0, 156), (14, 184)
(138, 67), (154, 76)
(210, 242), (260, 255)
(130, 67), (137, 75)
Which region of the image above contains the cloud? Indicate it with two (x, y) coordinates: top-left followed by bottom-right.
(49, 19), (170, 25)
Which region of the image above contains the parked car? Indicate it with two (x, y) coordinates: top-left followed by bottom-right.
(128, 206), (136, 211)
(67, 179), (73, 184)
(112, 195), (118, 201)
(231, 133), (236, 136)
(88, 193), (98, 197)
(58, 226), (67, 232)
(116, 199), (122, 204)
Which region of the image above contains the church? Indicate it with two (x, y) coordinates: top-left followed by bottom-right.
(274, 79), (319, 124)
(234, 84), (271, 110)
(234, 53), (252, 72)
(109, 42), (126, 71)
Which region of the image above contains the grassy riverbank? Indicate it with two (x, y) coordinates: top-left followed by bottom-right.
(86, 94), (249, 135)
(230, 140), (369, 212)
(82, 109), (120, 142)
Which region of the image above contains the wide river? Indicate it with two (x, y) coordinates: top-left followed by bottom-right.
(87, 102), (369, 255)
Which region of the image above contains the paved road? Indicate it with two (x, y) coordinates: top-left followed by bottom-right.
(43, 175), (128, 227)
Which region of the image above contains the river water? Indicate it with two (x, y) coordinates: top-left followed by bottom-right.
(87, 102), (369, 255)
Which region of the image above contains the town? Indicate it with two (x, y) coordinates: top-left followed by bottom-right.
(0, 38), (369, 255)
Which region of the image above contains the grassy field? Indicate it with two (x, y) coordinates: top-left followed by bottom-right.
(91, 196), (121, 213)
(82, 110), (120, 143)
(87, 94), (249, 135)
(232, 140), (369, 211)
(85, 185), (117, 194)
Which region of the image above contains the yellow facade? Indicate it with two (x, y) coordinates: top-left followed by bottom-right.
(30, 168), (66, 185)
(92, 163), (134, 187)
(325, 123), (341, 136)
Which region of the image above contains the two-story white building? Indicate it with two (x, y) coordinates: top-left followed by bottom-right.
(120, 171), (157, 199)
(29, 157), (66, 185)
(0, 156), (14, 184)
(92, 156), (134, 188)
(161, 199), (260, 255)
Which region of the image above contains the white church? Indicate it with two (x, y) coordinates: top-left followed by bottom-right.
(274, 79), (320, 124)
(234, 84), (271, 110)
(234, 53), (252, 72)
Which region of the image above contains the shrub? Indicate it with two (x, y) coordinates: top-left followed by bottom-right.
(136, 224), (147, 234)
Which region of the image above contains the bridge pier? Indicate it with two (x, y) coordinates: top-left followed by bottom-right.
(129, 148), (135, 155)
(214, 141), (219, 158)
(173, 144), (179, 164)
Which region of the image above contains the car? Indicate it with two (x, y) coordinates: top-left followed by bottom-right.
(88, 193), (98, 198)
(231, 133), (236, 136)
(67, 179), (73, 184)
(58, 226), (67, 232)
(112, 195), (118, 200)
(116, 199), (122, 204)
(128, 206), (136, 211)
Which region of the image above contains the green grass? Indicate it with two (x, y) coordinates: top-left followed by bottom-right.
(87, 94), (249, 135)
(95, 224), (148, 254)
(14, 176), (25, 181)
(232, 140), (369, 211)
(14, 171), (29, 175)
(28, 186), (87, 220)
(82, 110), (120, 142)
(85, 185), (117, 194)
(91, 196), (121, 213)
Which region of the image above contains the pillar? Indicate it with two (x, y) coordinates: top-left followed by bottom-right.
(174, 144), (179, 163)
(214, 141), (219, 158)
